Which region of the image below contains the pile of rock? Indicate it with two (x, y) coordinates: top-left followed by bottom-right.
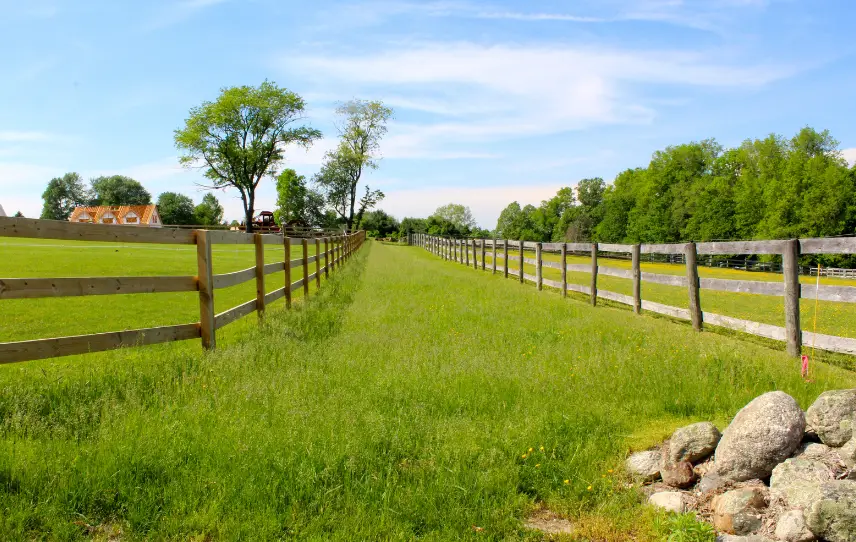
(626, 390), (856, 542)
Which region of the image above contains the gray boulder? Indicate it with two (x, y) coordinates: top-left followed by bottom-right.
(668, 422), (722, 464)
(626, 450), (661, 482)
(805, 389), (856, 447)
(839, 437), (856, 469)
(774, 510), (816, 542)
(712, 487), (766, 535)
(698, 472), (727, 493)
(793, 443), (833, 460)
(770, 458), (834, 509)
(715, 391), (806, 482)
(804, 480), (856, 542)
(648, 491), (687, 513)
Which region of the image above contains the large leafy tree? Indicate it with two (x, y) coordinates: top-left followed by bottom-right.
(174, 81), (322, 232)
(432, 203), (476, 231)
(194, 193), (225, 226)
(274, 168), (325, 228)
(359, 209), (399, 237)
(40, 172), (88, 220)
(314, 100), (392, 230)
(157, 192), (196, 225)
(89, 175), (152, 206)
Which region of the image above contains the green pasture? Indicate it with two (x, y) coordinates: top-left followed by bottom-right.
(461, 245), (856, 341)
(0, 237), (329, 343)
(0, 242), (853, 540)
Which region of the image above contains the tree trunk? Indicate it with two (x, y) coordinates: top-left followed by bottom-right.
(244, 193), (255, 234)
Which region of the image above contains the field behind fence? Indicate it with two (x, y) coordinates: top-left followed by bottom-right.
(0, 217), (365, 364)
(412, 233), (856, 358)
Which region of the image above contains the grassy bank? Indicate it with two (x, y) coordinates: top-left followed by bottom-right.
(0, 242), (853, 540)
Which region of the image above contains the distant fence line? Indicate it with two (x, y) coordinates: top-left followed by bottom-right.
(409, 233), (856, 358)
(0, 217), (365, 364)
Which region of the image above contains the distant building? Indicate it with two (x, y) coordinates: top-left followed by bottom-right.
(68, 205), (162, 227)
(0, 204), (6, 217)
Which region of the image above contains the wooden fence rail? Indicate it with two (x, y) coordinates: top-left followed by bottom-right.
(0, 217), (366, 364)
(409, 233), (856, 357)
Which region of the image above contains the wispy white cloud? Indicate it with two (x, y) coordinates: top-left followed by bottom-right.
(841, 147), (856, 166)
(282, 41), (792, 158)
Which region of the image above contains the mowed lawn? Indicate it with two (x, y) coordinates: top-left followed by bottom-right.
(465, 246), (856, 341)
(0, 242), (854, 540)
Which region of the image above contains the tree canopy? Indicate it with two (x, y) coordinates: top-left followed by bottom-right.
(157, 192), (196, 225)
(89, 175), (152, 206)
(194, 193), (225, 226)
(314, 100), (391, 230)
(40, 172), (88, 220)
(359, 209), (399, 238)
(175, 80), (322, 232)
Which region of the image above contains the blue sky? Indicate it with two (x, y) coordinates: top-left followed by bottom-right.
(2, 0), (856, 228)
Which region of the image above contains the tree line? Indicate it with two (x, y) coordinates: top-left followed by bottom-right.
(494, 127), (855, 246)
(30, 81), (392, 233)
(39, 172), (224, 226)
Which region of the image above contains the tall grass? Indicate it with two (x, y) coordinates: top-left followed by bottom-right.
(0, 242), (852, 540)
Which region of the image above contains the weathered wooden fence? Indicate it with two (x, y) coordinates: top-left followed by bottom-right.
(410, 233), (856, 357)
(0, 217), (365, 364)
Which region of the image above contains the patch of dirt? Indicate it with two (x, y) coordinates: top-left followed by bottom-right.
(524, 509), (574, 537)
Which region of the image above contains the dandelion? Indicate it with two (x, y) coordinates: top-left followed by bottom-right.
(587, 485), (593, 491)
(564, 479), (569, 485)
(607, 469), (613, 474)
(535, 464), (541, 468)
(521, 454), (527, 459)
(528, 447), (533, 453)
(539, 446), (544, 452)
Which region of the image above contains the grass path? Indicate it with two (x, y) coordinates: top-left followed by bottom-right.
(0, 242), (853, 540)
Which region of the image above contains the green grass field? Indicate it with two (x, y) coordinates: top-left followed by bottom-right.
(0, 242), (854, 540)
(462, 245), (856, 342)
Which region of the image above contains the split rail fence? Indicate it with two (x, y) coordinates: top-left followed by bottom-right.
(0, 217), (365, 364)
(411, 233), (856, 357)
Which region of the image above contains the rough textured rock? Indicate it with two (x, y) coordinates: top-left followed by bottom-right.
(770, 458), (833, 509)
(793, 443), (832, 460)
(662, 461), (698, 489)
(804, 480), (856, 542)
(805, 389), (856, 448)
(715, 392), (806, 482)
(712, 487), (766, 535)
(648, 491), (687, 513)
(668, 422), (722, 464)
(626, 451), (661, 482)
(839, 437), (856, 469)
(774, 510), (815, 542)
(699, 472), (727, 493)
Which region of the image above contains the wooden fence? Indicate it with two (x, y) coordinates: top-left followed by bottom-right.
(410, 234), (856, 357)
(0, 217), (365, 364)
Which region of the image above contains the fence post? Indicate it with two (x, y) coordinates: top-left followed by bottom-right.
(284, 236), (292, 309)
(254, 233), (265, 319)
(783, 239), (802, 357)
(536, 242), (543, 291)
(518, 240), (524, 283)
(561, 243), (567, 298)
(492, 239), (498, 274)
(315, 238), (321, 287)
(632, 244), (641, 314)
(590, 243), (598, 306)
(465, 239), (470, 267)
(685, 242), (703, 331)
(503, 240), (509, 278)
(196, 230), (215, 350)
(302, 238), (309, 297)
(324, 237), (330, 278)
(481, 239), (486, 271)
